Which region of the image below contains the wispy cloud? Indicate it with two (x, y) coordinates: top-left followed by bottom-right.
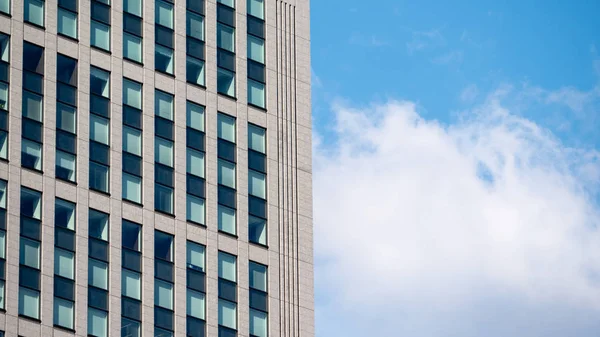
(406, 29), (446, 54)
(349, 33), (391, 48)
(431, 50), (464, 65)
(315, 93), (600, 337)
(460, 84), (479, 103)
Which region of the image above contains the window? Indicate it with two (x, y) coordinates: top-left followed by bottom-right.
(22, 42), (44, 171)
(88, 209), (109, 336)
(54, 198), (76, 329)
(24, 0), (44, 27)
(217, 66), (235, 97)
(186, 3), (205, 86)
(155, 231), (173, 262)
(57, 0), (78, 39)
(90, 67), (110, 193)
(155, 0), (174, 74)
(0, 34), (8, 161)
(89, 209), (109, 240)
(247, 0), (265, 108)
(218, 251), (237, 335)
(186, 241), (206, 335)
(19, 287), (40, 319)
(56, 54), (78, 182)
(123, 0), (143, 63)
(88, 308), (108, 337)
(248, 124), (267, 245)
(19, 187), (42, 320)
(122, 220), (142, 336)
(217, 0), (236, 97)
(186, 101), (206, 225)
(155, 230), (174, 334)
(0, 181), (6, 310)
(218, 113), (237, 235)
(122, 78), (143, 205)
(155, 90), (175, 214)
(91, 0), (111, 51)
(0, 0), (9, 14)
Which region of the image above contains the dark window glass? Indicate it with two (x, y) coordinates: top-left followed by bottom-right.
(217, 139), (236, 162)
(217, 4), (235, 27)
(0, 111), (7, 131)
(247, 60), (266, 83)
(0, 209), (5, 230)
(54, 276), (75, 301)
(155, 258), (174, 283)
(123, 153), (142, 177)
(124, 13), (143, 36)
(23, 43), (44, 74)
(218, 278), (237, 303)
(23, 72), (44, 94)
(55, 227), (76, 251)
(247, 16), (264, 39)
(218, 326), (237, 337)
(122, 297), (142, 320)
(187, 316), (206, 337)
(122, 220), (141, 251)
(56, 131), (77, 154)
(57, 55), (78, 86)
(59, 0), (78, 12)
(122, 249), (142, 272)
(155, 26), (174, 48)
(248, 151), (266, 174)
(249, 196), (267, 219)
(187, 39), (205, 60)
(90, 162), (110, 192)
(187, 0), (204, 15)
(19, 266), (41, 290)
(249, 289), (268, 312)
(123, 106), (142, 128)
(91, 2), (111, 24)
(122, 317), (141, 337)
(154, 307), (174, 331)
(155, 164), (174, 188)
(187, 175), (205, 198)
(57, 83), (77, 106)
(22, 119), (43, 143)
(218, 185), (236, 209)
(155, 231), (173, 261)
(90, 141), (110, 165)
(90, 95), (110, 118)
(89, 238), (109, 261)
(187, 269), (206, 292)
(0, 63), (9, 84)
(155, 117), (174, 140)
(20, 217), (41, 240)
(88, 287), (108, 310)
(187, 129), (205, 151)
(0, 260), (5, 279)
(217, 49), (235, 72)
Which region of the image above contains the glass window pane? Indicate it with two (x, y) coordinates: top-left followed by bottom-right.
(24, 0), (44, 26)
(248, 79), (265, 108)
(155, 90), (173, 120)
(187, 148), (205, 178)
(186, 102), (205, 131)
(0, 131), (6, 159)
(55, 198), (75, 230)
(155, 137), (173, 167)
(186, 241), (205, 270)
(122, 173), (142, 204)
(91, 21), (110, 51)
(88, 308), (108, 337)
(248, 0), (264, 19)
(21, 188), (41, 219)
(250, 309), (268, 337)
(89, 210), (109, 240)
(57, 103), (76, 133)
(217, 23), (235, 52)
(218, 251), (236, 282)
(0, 280), (4, 309)
(0, 231), (5, 259)
(187, 57), (205, 86)
(187, 12), (204, 40)
(154, 279), (173, 309)
(155, 184), (173, 214)
(0, 0), (9, 16)
(155, 45), (174, 74)
(0, 82), (8, 110)
(58, 8), (77, 38)
(20, 238), (40, 268)
(187, 195), (205, 225)
(217, 67), (235, 97)
(19, 287), (39, 319)
(0, 180), (5, 209)
(56, 151), (76, 182)
(22, 91), (43, 122)
(155, 0), (173, 28)
(187, 289), (205, 319)
(90, 115), (109, 145)
(248, 124), (266, 153)
(122, 269), (141, 300)
(124, 33), (143, 63)
(122, 220), (141, 251)
(218, 159), (236, 188)
(218, 300), (237, 329)
(155, 231), (173, 261)
(123, 126), (142, 155)
(54, 298), (74, 329)
(124, 0), (141, 16)
(249, 262), (267, 291)
(89, 162), (109, 193)
(217, 113), (236, 142)
(122, 317), (141, 337)
(55, 248), (74, 279)
(22, 140), (42, 170)
(217, 0), (234, 8)
(89, 259), (108, 290)
(0, 34), (8, 62)
(91, 67), (110, 98)
(248, 35), (264, 63)
(249, 170), (266, 199)
(218, 205), (236, 235)
(123, 79), (142, 109)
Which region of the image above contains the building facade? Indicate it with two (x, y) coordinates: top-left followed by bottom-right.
(0, 0), (313, 335)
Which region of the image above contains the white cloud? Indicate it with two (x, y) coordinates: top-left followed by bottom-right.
(314, 95), (600, 336)
(431, 50), (464, 65)
(406, 29), (445, 54)
(460, 84), (479, 103)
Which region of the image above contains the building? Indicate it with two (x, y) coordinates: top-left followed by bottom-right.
(0, 0), (313, 335)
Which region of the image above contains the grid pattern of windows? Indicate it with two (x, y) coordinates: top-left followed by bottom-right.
(155, 90), (175, 214)
(123, 79), (143, 204)
(0, 180), (6, 310)
(0, 34), (9, 160)
(21, 42), (44, 172)
(186, 101), (206, 225)
(88, 209), (109, 337)
(56, 54), (78, 183)
(217, 113), (237, 235)
(155, 231), (174, 337)
(122, 220), (142, 337)
(155, 0), (174, 74)
(248, 124), (267, 245)
(91, 0), (110, 51)
(247, 0), (265, 108)
(54, 198), (76, 330)
(19, 187), (42, 320)
(24, 0), (45, 27)
(186, 0), (205, 86)
(218, 251), (237, 337)
(186, 241), (206, 337)
(57, 0), (77, 39)
(216, 0), (236, 97)
(124, 0), (143, 63)
(249, 262), (268, 337)
(89, 67), (111, 193)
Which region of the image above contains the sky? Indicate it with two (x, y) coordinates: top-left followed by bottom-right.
(310, 1), (600, 336)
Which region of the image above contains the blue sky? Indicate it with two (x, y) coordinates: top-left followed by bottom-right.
(310, 1), (600, 336)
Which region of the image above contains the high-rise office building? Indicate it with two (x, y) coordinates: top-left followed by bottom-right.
(0, 0), (313, 335)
